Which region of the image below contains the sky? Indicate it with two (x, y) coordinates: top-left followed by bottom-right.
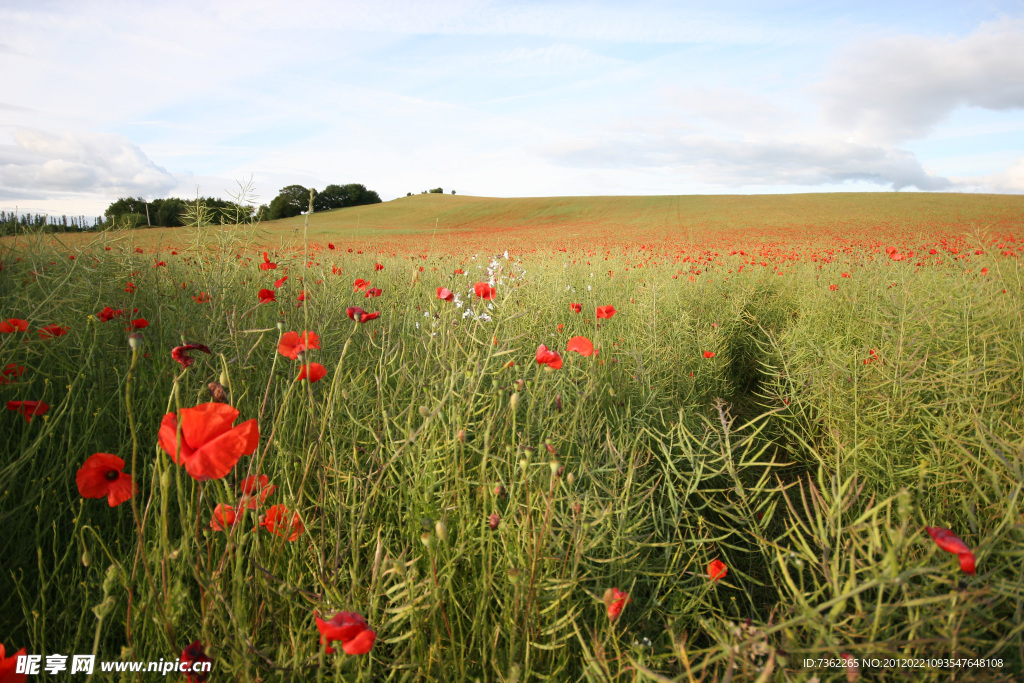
(1, 0), (1023, 217)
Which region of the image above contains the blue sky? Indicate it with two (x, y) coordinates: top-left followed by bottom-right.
(1, 0), (1022, 216)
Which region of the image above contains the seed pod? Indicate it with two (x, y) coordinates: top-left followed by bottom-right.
(435, 520), (448, 543)
(207, 381), (228, 403)
(509, 392), (520, 412)
(128, 333), (143, 350)
(419, 405), (430, 418)
(420, 532), (434, 550)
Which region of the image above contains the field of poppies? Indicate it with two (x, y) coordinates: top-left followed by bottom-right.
(1, 192), (1023, 681)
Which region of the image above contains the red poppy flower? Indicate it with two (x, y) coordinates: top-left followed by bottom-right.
(180, 641), (213, 682)
(604, 587), (630, 621)
(96, 306), (123, 322)
(374, 263), (384, 271)
(474, 282), (496, 300)
(328, 242), (336, 249)
(596, 305), (616, 319)
(209, 503), (238, 531)
(0, 364), (25, 384)
(703, 351), (715, 358)
(274, 275), (288, 288)
(708, 558), (728, 582)
(453, 268), (465, 275)
(569, 302), (582, 313)
(297, 362), (327, 383)
(125, 282), (136, 293)
(172, 343), (212, 369)
(259, 252), (277, 270)
(315, 611), (376, 655)
(359, 311), (380, 322)
(535, 344), (563, 370)
(38, 324), (69, 339)
(278, 331), (320, 359)
(437, 287), (454, 302)
(258, 288), (276, 304)
(0, 644), (28, 683)
(129, 318), (148, 329)
(239, 475), (277, 509)
(260, 504), (304, 541)
(158, 402), (259, 481)
(193, 292), (210, 303)
(829, 284), (838, 291)
(76, 453), (135, 507)
(0, 318), (29, 333)
(297, 290), (309, 302)
(353, 278), (371, 292)
(926, 527), (976, 575)
(364, 288), (382, 298)
(7, 400), (49, 422)
(566, 336), (594, 356)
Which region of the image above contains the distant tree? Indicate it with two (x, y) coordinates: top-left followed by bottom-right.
(429, 187), (443, 194)
(314, 184), (382, 212)
(268, 185), (312, 220)
(451, 190), (456, 194)
(150, 197), (187, 227)
(105, 197), (148, 224)
(407, 192), (412, 197)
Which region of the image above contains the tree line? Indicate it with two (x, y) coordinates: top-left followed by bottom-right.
(99, 183), (383, 227)
(0, 211), (104, 236)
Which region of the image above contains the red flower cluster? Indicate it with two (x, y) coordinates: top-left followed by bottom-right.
(474, 282), (496, 300)
(315, 611), (376, 655)
(97, 306), (124, 322)
(157, 402), (259, 481)
(569, 302), (582, 313)
(604, 587), (630, 621)
(180, 641), (213, 682)
(926, 527), (976, 575)
(76, 453), (135, 507)
(7, 400), (49, 422)
(172, 343), (212, 369)
(0, 318), (29, 333)
(278, 331), (320, 359)
(536, 344), (563, 369)
(346, 307), (380, 323)
(260, 504), (304, 541)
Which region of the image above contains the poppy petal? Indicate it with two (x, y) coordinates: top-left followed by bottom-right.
(186, 418), (259, 481)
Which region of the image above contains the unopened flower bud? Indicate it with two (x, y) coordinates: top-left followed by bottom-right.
(509, 392), (520, 412)
(128, 333), (143, 350)
(434, 520), (448, 543)
(219, 369), (230, 389)
(488, 513), (500, 531)
(419, 405), (430, 418)
(81, 548), (92, 567)
(457, 429), (466, 443)
(420, 532), (434, 549)
(566, 472), (575, 486)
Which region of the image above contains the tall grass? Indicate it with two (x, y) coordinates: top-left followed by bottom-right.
(0, 215), (1021, 681)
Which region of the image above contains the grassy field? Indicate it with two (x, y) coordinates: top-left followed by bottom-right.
(1, 192), (1023, 681)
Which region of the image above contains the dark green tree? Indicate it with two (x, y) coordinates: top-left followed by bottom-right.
(267, 185), (312, 220)
(313, 183), (383, 211)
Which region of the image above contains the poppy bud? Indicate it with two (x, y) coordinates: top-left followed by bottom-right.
(457, 429), (466, 443)
(435, 520), (448, 543)
(219, 369), (230, 389)
(420, 532), (434, 549)
(341, 389), (349, 400)
(419, 405), (430, 418)
(488, 513), (500, 530)
(82, 548), (92, 567)
(509, 392), (520, 412)
(566, 472), (575, 486)
(128, 333), (143, 350)
(160, 467), (171, 492)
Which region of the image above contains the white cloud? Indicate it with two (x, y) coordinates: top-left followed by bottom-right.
(0, 129), (177, 197)
(816, 18), (1024, 143)
(544, 133), (953, 191)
